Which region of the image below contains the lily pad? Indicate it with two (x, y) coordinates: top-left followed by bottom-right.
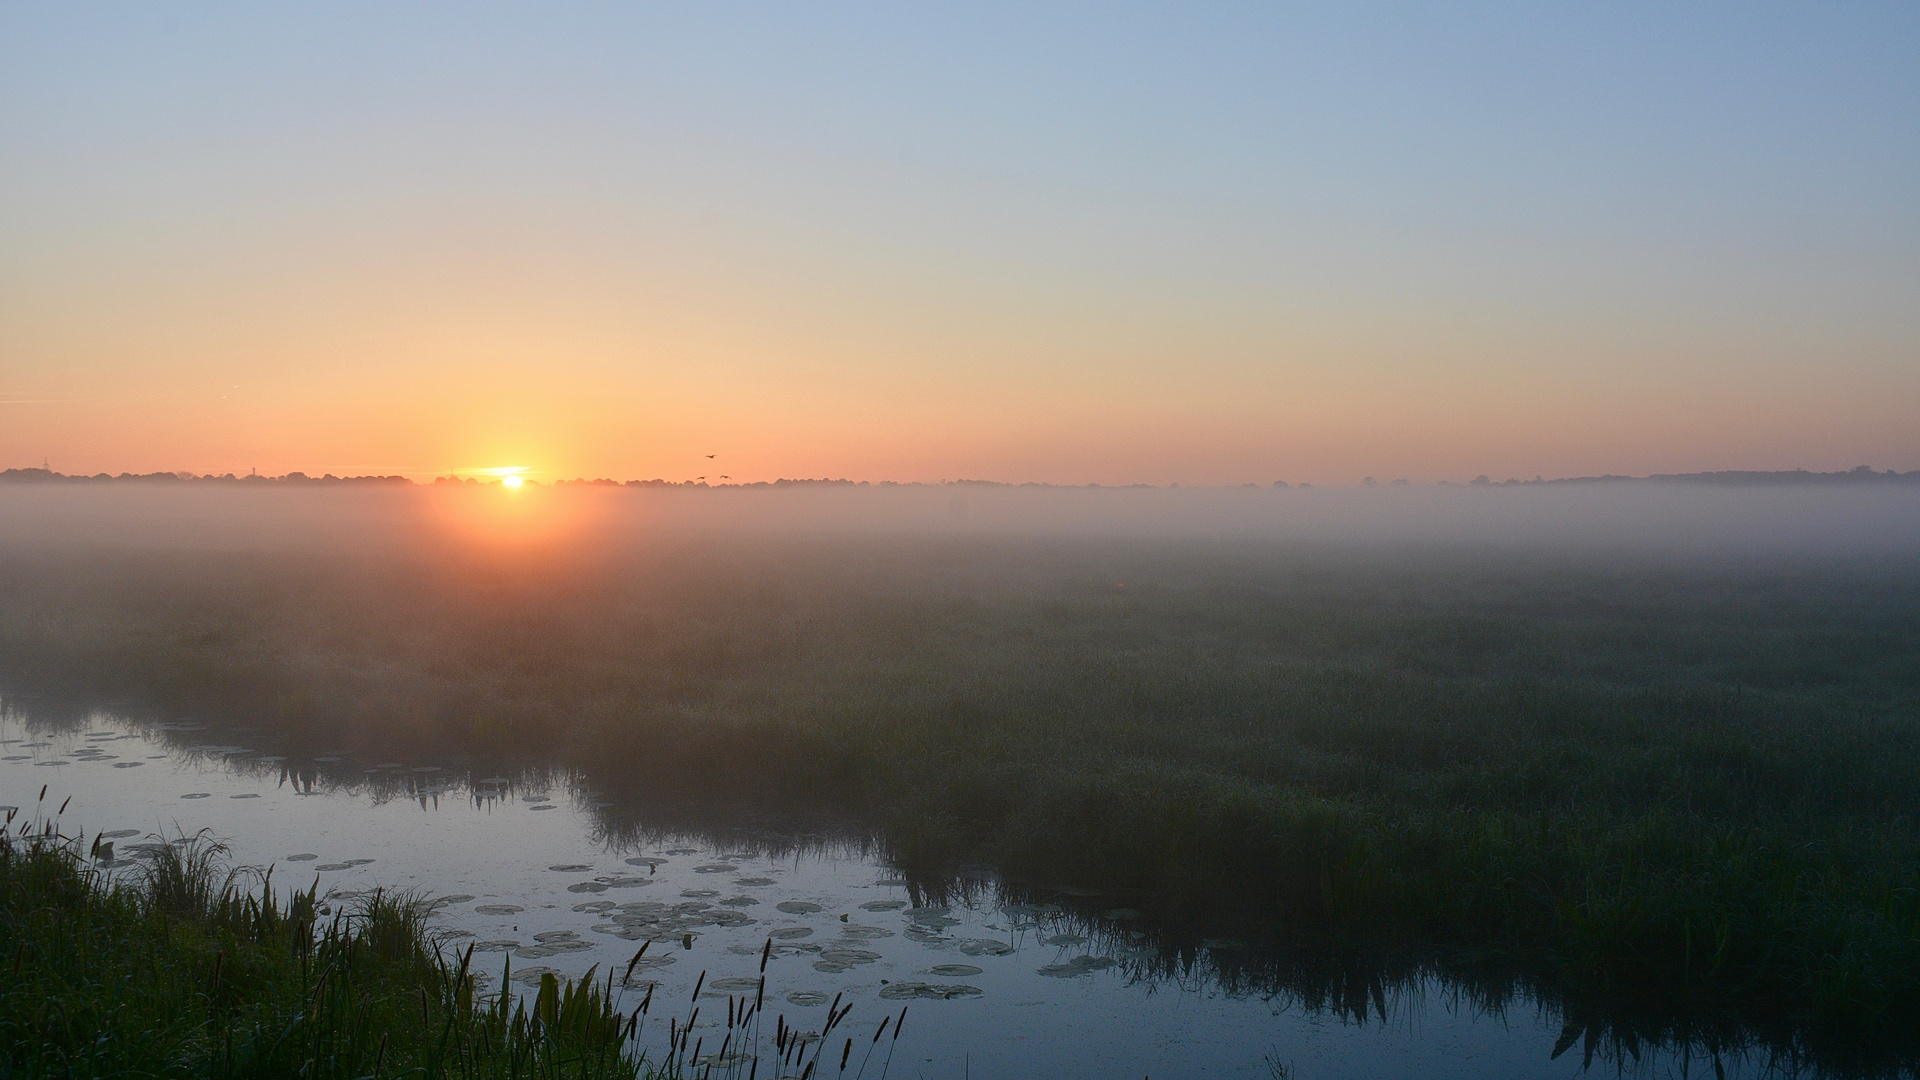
(733, 876), (776, 886)
(838, 925), (892, 940)
(859, 900), (907, 912)
(285, 854), (319, 862)
(928, 964), (983, 977)
(229, 793), (261, 799)
(112, 761), (144, 768)
(532, 931), (580, 942)
(313, 863), (353, 872)
(508, 965), (562, 986)
(775, 901), (822, 914)
(548, 864), (595, 872)
(906, 908), (960, 928)
(472, 940), (520, 952)
(567, 882), (609, 894)
(707, 977), (761, 992)
(879, 981), (983, 1000)
(623, 857), (666, 869)
(473, 904), (525, 915)
(693, 864), (738, 874)
(514, 941), (593, 958)
(785, 990), (830, 1007)
(1036, 955), (1117, 978)
(528, 805), (556, 812)
(681, 889), (721, 898)
(767, 927), (813, 940)
(434, 894), (476, 905)
(179, 792), (211, 799)
(958, 939), (1015, 957)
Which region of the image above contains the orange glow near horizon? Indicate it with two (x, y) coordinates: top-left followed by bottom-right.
(419, 479), (610, 556)
(3, 9), (1915, 485)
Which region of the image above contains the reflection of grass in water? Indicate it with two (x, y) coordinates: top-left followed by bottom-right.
(3, 540), (1920, 1065)
(0, 807), (640, 1078)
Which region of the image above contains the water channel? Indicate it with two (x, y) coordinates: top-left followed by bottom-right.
(0, 701), (1871, 1079)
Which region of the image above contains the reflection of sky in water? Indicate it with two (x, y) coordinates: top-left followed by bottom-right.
(0, 707), (1789, 1079)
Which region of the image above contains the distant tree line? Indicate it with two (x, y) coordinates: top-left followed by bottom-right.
(6, 465), (1918, 488)
(0, 468), (408, 484)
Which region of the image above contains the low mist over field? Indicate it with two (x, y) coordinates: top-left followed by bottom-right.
(3, 473), (1917, 559)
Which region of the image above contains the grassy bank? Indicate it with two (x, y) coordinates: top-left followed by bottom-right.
(0, 810), (641, 1079)
(3, 538), (1919, 1046)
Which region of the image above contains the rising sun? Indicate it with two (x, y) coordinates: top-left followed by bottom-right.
(502, 474), (523, 488)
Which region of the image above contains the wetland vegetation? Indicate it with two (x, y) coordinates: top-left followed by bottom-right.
(0, 809), (641, 1078)
(3, 501), (1918, 1072)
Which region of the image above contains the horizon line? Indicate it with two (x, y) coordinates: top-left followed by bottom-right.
(3, 465), (1919, 491)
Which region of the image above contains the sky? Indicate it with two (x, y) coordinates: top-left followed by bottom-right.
(2, 2), (1916, 486)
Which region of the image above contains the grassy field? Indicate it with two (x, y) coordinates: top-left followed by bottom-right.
(0, 811), (642, 1079)
(3, 536), (1918, 1058)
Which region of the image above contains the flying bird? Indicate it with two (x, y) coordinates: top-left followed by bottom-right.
(705, 454), (715, 459)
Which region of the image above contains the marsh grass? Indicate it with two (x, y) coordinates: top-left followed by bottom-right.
(4, 538), (1920, 1056)
(0, 803), (641, 1078)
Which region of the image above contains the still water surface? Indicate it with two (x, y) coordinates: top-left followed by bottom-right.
(0, 704), (1834, 1079)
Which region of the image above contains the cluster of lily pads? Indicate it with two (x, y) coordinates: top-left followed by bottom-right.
(1, 732), (169, 770)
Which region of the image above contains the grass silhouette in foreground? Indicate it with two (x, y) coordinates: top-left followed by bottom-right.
(0, 802), (641, 1079)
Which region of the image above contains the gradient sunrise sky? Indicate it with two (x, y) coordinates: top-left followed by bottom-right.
(2, 3), (1915, 486)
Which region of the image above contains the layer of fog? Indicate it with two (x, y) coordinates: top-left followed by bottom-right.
(1, 482), (1916, 558)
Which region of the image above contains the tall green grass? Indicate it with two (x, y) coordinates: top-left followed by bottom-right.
(0, 803), (641, 1079)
